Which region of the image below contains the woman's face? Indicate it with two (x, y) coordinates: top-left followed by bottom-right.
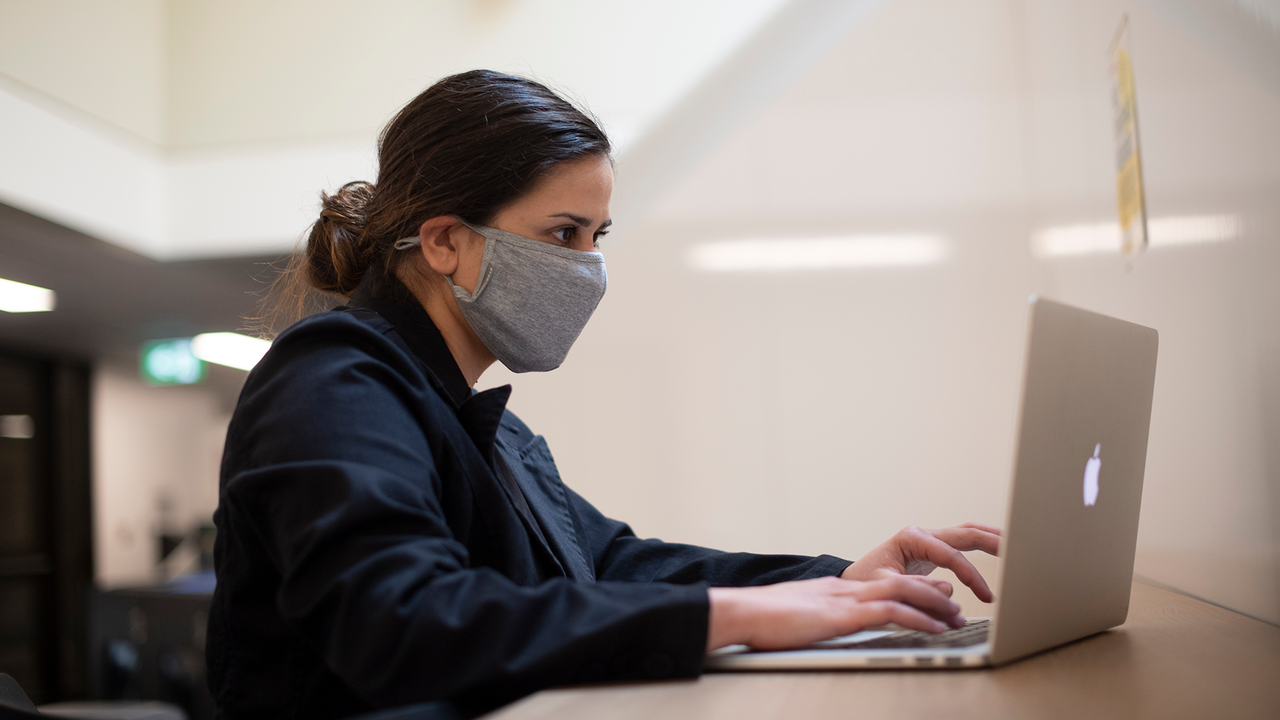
(450, 155), (614, 290)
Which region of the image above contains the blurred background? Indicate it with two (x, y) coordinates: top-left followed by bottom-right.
(0, 0), (1276, 714)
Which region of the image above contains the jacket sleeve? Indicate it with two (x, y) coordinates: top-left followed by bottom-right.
(565, 487), (853, 586)
(220, 319), (709, 711)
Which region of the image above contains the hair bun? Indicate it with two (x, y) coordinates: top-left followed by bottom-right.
(320, 181), (375, 243)
(307, 181), (378, 295)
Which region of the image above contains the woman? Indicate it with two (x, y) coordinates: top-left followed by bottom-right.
(208, 70), (1000, 720)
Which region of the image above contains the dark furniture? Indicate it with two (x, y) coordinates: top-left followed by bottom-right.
(89, 586), (213, 720)
(0, 351), (92, 705)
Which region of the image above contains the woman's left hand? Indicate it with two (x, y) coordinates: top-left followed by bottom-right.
(840, 523), (1003, 603)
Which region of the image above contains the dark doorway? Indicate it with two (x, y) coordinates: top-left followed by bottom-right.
(0, 349), (92, 704)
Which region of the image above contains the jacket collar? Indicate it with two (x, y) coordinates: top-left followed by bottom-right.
(347, 264), (509, 463)
(349, 264), (471, 407)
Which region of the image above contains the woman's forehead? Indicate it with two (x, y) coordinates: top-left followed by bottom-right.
(513, 156), (614, 222)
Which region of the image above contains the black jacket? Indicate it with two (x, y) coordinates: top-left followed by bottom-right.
(207, 272), (851, 719)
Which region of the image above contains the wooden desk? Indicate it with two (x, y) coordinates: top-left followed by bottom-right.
(488, 581), (1280, 719)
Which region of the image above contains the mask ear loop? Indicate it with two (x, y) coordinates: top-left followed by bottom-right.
(401, 220), (493, 301)
(448, 233), (497, 301)
(391, 217), (479, 250)
(391, 220), (494, 297)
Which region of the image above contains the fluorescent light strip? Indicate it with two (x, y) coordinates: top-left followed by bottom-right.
(191, 332), (272, 371)
(688, 235), (950, 272)
(1150, 214), (1243, 247)
(0, 278), (56, 313)
(1032, 214), (1242, 257)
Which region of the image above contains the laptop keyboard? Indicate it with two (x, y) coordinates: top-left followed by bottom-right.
(828, 618), (990, 650)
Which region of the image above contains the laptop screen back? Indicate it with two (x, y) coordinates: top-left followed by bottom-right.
(989, 297), (1159, 665)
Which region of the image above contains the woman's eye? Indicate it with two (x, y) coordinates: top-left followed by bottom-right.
(592, 229), (609, 249)
(553, 227), (576, 244)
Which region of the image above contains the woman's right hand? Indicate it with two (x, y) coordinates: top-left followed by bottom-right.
(705, 575), (964, 651)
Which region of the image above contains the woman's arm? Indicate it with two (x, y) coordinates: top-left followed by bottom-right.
(565, 485), (852, 585)
(563, 482), (1000, 651)
(705, 574), (962, 650)
(223, 460), (710, 709)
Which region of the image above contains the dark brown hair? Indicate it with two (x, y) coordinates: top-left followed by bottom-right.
(260, 69), (612, 335)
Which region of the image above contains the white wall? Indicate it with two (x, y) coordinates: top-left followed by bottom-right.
(482, 0), (1280, 624)
(0, 0), (167, 144)
(0, 0), (797, 259)
(91, 363), (229, 587)
(1021, 0), (1280, 623)
(163, 0), (792, 152)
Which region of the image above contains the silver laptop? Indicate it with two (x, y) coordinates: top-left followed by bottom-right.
(707, 297), (1159, 670)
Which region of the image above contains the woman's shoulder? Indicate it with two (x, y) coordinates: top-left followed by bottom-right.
(237, 308), (434, 416)
(261, 308), (417, 374)
(226, 309), (449, 466)
(273, 306), (400, 350)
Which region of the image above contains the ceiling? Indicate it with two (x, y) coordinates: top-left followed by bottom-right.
(0, 201), (286, 362)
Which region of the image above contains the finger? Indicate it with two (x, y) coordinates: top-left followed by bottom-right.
(930, 526), (1001, 556)
(901, 573), (962, 620)
(867, 566), (937, 589)
(957, 522), (1003, 536)
(853, 601), (951, 635)
(910, 534), (995, 602)
(855, 576), (962, 622)
(903, 574), (954, 598)
(890, 572), (955, 597)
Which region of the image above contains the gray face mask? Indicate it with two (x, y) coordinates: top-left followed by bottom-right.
(394, 220), (607, 373)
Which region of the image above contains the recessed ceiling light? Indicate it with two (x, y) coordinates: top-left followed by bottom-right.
(0, 278), (56, 312)
(191, 332), (272, 371)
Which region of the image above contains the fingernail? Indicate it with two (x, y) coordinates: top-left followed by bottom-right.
(949, 602), (961, 613)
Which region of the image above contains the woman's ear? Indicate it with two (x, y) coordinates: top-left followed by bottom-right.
(415, 216), (466, 276)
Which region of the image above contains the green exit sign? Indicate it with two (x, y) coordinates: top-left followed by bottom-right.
(140, 339), (206, 385)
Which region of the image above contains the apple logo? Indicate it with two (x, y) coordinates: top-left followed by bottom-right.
(1083, 444), (1101, 506)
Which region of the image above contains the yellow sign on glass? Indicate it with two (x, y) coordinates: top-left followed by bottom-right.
(1109, 16), (1147, 259)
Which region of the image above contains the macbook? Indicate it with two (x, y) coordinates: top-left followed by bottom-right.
(707, 297), (1159, 670)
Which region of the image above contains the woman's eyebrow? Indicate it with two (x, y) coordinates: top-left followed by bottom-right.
(548, 212), (612, 229)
